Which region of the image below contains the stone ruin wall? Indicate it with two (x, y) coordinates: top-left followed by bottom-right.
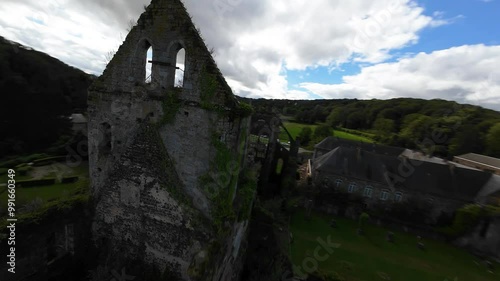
(87, 0), (251, 280)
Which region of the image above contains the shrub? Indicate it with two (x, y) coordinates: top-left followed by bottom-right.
(19, 198), (44, 214)
(61, 176), (79, 184)
(358, 212), (370, 229)
(17, 178), (56, 187)
(438, 204), (485, 238)
(17, 165), (32, 176)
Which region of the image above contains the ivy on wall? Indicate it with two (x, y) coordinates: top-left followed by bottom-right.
(158, 88), (182, 125)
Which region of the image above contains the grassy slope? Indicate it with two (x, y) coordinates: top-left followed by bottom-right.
(0, 162), (89, 213)
(279, 122), (374, 144)
(290, 211), (498, 281)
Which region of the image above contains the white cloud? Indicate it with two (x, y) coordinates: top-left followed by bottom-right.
(299, 45), (500, 110)
(1, 0), (496, 111)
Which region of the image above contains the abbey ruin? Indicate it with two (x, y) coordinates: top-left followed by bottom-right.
(87, 0), (253, 279)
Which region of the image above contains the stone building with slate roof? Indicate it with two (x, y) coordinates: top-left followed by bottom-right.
(310, 137), (500, 223)
(454, 153), (500, 175)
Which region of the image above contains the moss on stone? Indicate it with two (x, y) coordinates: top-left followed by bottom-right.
(0, 182), (89, 234)
(236, 168), (258, 221)
(158, 88), (182, 125)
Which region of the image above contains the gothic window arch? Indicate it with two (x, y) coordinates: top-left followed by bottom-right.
(166, 41), (187, 88)
(132, 38), (155, 84)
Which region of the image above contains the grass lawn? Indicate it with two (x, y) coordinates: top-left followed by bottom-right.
(290, 211), (498, 281)
(279, 121), (375, 144)
(0, 161), (89, 215)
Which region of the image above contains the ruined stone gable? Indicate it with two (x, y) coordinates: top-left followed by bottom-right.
(87, 0), (252, 280)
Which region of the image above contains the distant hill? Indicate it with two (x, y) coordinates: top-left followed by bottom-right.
(239, 97), (500, 158)
(0, 36), (94, 157)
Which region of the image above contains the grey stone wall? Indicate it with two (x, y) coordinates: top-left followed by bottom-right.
(312, 172), (465, 223)
(87, 0), (251, 279)
(0, 201), (91, 281)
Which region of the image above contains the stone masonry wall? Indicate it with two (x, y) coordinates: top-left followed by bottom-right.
(87, 0), (251, 280)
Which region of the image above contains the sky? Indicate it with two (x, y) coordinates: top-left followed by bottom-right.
(1, 0), (499, 111)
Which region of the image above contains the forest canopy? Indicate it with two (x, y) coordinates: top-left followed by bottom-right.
(0, 37), (93, 157)
(241, 97), (500, 158)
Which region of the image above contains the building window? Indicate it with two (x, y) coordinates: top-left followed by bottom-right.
(394, 192), (403, 202)
(335, 179), (343, 188)
(348, 183), (357, 193)
(174, 48), (185, 87)
(145, 45), (153, 83)
(322, 178), (329, 189)
(133, 39), (154, 84)
(363, 186), (373, 198)
(380, 190), (389, 201)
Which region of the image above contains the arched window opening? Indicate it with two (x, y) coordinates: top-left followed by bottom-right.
(394, 192), (403, 202)
(364, 186), (373, 198)
(99, 123), (112, 156)
(348, 183), (357, 193)
(174, 48), (185, 87)
(380, 189), (390, 201)
(145, 46), (153, 83)
(335, 179), (343, 188)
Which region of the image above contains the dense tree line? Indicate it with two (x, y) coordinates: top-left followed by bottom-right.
(0, 37), (93, 157)
(240, 97), (500, 158)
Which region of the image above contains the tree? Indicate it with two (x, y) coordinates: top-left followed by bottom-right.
(313, 125), (333, 140)
(297, 127), (312, 145)
(449, 125), (484, 156)
(326, 107), (344, 127)
(373, 118), (395, 133)
(486, 123), (500, 157)
(345, 111), (367, 129)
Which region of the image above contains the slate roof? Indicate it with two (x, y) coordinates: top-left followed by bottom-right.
(314, 136), (405, 157)
(313, 146), (493, 202)
(455, 153), (500, 170)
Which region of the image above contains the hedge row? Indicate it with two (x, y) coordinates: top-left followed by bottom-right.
(61, 176), (79, 184)
(32, 156), (67, 166)
(0, 153), (49, 168)
(17, 178), (56, 187)
(16, 176), (80, 187)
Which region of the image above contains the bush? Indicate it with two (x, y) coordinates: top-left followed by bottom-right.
(438, 204), (485, 238)
(359, 212), (370, 229)
(17, 178), (56, 187)
(61, 176), (79, 184)
(18, 165), (32, 176)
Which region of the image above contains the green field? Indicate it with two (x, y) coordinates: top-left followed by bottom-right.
(290, 211), (498, 281)
(279, 121), (375, 144)
(0, 162), (89, 215)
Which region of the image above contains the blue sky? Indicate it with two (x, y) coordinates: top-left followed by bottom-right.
(287, 0), (500, 102)
(0, 0), (499, 110)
